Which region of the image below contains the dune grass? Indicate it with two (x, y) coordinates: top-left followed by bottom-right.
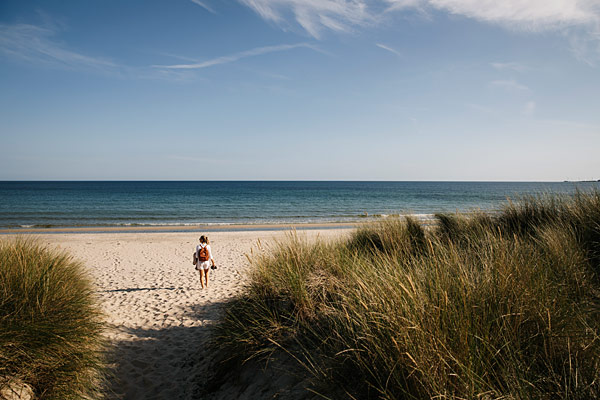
(0, 237), (106, 399)
(216, 191), (600, 399)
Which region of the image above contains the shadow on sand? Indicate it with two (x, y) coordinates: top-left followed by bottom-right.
(99, 287), (192, 293)
(101, 299), (227, 400)
(101, 297), (320, 400)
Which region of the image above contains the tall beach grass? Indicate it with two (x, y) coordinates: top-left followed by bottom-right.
(0, 237), (106, 399)
(216, 191), (600, 399)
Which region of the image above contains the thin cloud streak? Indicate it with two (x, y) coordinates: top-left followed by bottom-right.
(190, 0), (216, 14)
(376, 43), (402, 56)
(0, 21), (317, 81)
(0, 23), (118, 72)
(154, 42), (317, 70)
(0, 22), (202, 82)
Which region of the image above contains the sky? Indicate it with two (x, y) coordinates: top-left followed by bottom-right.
(1, 0), (599, 181)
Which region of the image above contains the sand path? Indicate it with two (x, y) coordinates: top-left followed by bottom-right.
(36, 229), (348, 399)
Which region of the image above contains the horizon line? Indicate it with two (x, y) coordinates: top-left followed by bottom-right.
(1, 179), (597, 183)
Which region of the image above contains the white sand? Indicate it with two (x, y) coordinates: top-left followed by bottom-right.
(30, 228), (350, 399)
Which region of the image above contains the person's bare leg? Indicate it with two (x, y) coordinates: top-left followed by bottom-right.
(198, 270), (204, 289)
(204, 269), (209, 287)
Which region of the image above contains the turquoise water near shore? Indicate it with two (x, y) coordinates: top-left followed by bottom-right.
(1, 181), (598, 228)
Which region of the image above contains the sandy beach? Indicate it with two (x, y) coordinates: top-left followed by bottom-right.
(17, 228), (351, 399)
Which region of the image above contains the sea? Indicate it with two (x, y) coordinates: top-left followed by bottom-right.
(0, 181), (599, 229)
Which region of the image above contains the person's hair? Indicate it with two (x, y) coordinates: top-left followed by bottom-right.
(199, 235), (210, 244)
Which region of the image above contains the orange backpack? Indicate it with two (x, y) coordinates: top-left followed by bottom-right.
(198, 245), (209, 262)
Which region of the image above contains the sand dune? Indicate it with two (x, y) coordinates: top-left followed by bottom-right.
(33, 228), (349, 399)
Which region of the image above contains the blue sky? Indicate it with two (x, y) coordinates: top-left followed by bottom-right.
(1, 0), (599, 181)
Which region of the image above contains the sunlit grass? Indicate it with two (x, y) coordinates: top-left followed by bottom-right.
(216, 191), (600, 399)
(0, 237), (106, 399)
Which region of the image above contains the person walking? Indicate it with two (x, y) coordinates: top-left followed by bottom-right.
(195, 235), (215, 289)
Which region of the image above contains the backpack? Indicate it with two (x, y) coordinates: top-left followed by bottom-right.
(198, 245), (209, 262)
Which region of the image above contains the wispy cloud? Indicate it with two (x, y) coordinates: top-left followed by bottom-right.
(238, 1), (600, 61)
(566, 27), (600, 65)
(0, 21), (318, 81)
(190, 0), (216, 14)
(385, 0), (426, 12)
(376, 43), (402, 56)
(154, 42), (317, 70)
(239, 1), (600, 35)
(237, 0), (373, 39)
(0, 22), (201, 82)
(407, 0), (600, 31)
(0, 23), (118, 72)
(489, 79), (531, 92)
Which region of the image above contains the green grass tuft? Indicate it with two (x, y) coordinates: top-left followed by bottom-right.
(0, 237), (106, 399)
(216, 192), (600, 399)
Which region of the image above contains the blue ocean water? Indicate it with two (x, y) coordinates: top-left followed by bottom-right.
(0, 181), (599, 228)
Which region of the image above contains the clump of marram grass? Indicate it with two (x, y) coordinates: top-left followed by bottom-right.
(0, 237), (106, 399)
(215, 192), (600, 399)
